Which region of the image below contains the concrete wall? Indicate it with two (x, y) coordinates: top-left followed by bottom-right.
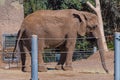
(0, 0), (24, 49)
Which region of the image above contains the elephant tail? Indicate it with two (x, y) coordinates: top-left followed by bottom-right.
(12, 27), (25, 62)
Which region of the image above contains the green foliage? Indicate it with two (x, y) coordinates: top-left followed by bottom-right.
(35, 0), (48, 10)
(23, 0), (95, 16)
(101, 0), (120, 34)
(101, 0), (119, 51)
(60, 0), (82, 10)
(24, 1), (32, 16)
(76, 36), (92, 50)
(106, 36), (114, 50)
(107, 41), (114, 50)
(24, 0), (48, 16)
(47, 0), (63, 9)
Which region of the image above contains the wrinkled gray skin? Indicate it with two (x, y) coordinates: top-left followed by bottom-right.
(14, 9), (108, 73)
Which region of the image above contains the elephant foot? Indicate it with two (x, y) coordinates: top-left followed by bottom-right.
(38, 65), (47, 72)
(22, 66), (31, 72)
(55, 65), (63, 70)
(63, 65), (73, 71)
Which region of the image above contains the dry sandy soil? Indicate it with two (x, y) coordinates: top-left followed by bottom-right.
(0, 51), (114, 80)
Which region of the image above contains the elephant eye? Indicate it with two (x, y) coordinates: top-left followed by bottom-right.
(92, 25), (97, 29)
(87, 25), (97, 31)
(87, 26), (92, 30)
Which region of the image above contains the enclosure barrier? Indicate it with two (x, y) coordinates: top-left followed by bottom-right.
(0, 34), (114, 79)
(31, 35), (38, 80)
(115, 32), (120, 80)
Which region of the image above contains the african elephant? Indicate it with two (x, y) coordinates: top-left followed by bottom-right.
(13, 9), (108, 73)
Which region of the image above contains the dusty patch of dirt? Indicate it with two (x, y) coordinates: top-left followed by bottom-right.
(0, 51), (114, 80)
(73, 50), (114, 74)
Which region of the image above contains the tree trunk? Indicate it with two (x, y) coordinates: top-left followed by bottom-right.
(87, 0), (108, 52)
(87, 0), (109, 73)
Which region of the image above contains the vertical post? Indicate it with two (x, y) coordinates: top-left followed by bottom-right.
(31, 35), (38, 80)
(115, 32), (120, 80)
(93, 46), (97, 53)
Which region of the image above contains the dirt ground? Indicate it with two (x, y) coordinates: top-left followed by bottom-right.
(0, 51), (114, 80)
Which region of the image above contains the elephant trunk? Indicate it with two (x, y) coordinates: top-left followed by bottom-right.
(92, 27), (109, 73)
(97, 37), (109, 73)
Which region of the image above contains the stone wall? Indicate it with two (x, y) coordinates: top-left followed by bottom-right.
(0, 0), (24, 49)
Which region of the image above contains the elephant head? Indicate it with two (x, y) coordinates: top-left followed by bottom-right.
(72, 10), (108, 73)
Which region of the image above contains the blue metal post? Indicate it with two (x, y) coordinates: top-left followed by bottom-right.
(31, 35), (38, 80)
(115, 32), (120, 80)
(93, 46), (97, 53)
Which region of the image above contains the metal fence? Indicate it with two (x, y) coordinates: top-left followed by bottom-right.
(114, 32), (120, 80)
(1, 34), (98, 64)
(2, 34), (20, 63)
(0, 34), (115, 80)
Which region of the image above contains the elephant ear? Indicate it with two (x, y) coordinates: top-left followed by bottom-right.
(80, 11), (98, 28)
(73, 13), (87, 36)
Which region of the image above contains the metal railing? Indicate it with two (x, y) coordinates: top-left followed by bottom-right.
(0, 34), (115, 80)
(114, 32), (120, 80)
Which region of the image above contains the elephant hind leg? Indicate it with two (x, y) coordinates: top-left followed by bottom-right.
(19, 41), (28, 72)
(38, 53), (47, 72)
(21, 52), (26, 72)
(55, 46), (67, 70)
(55, 53), (67, 70)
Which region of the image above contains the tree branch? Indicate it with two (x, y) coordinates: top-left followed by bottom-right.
(86, 1), (96, 12)
(87, 0), (108, 51)
(95, 0), (100, 8)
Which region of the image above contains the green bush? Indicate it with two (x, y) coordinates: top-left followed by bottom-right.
(23, 0), (95, 16)
(107, 40), (114, 50)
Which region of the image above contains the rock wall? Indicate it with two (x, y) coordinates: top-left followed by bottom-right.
(0, 0), (24, 49)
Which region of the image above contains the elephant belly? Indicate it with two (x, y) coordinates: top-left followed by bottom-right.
(45, 39), (65, 48)
(43, 27), (67, 48)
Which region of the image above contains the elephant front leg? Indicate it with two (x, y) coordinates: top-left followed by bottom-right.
(38, 51), (47, 72)
(38, 43), (47, 72)
(63, 51), (74, 71)
(63, 39), (76, 71)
